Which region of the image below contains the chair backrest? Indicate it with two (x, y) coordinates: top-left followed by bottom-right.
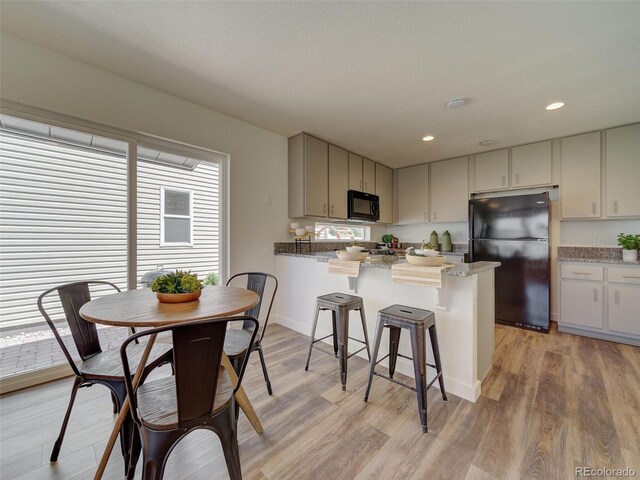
(226, 272), (278, 340)
(121, 316), (258, 427)
(37, 281), (121, 373)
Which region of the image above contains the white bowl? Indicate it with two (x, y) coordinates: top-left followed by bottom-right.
(295, 228), (306, 236)
(336, 250), (368, 261)
(406, 254), (447, 266)
(345, 246), (366, 253)
(415, 249), (439, 257)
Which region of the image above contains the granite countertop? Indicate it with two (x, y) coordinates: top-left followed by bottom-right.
(558, 257), (640, 265)
(275, 251), (500, 277)
(557, 246), (640, 265)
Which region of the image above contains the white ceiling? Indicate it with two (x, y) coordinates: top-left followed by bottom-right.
(2, 1), (640, 168)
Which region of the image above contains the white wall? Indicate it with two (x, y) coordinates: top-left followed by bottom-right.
(0, 33), (290, 276)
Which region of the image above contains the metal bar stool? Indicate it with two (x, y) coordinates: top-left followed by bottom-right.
(304, 292), (371, 391)
(364, 304), (447, 432)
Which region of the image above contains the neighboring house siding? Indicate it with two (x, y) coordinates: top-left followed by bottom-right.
(0, 129), (128, 328)
(137, 159), (220, 283)
(0, 128), (221, 328)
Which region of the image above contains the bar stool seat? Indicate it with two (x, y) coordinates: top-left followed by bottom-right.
(364, 304), (447, 432)
(304, 292), (371, 390)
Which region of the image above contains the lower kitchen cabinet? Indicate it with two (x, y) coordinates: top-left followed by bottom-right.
(608, 284), (640, 336)
(560, 280), (603, 329)
(559, 262), (640, 345)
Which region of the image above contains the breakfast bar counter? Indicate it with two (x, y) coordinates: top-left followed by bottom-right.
(272, 252), (500, 402)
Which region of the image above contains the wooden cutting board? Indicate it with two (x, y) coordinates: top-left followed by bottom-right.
(391, 263), (454, 287)
(328, 259), (361, 278)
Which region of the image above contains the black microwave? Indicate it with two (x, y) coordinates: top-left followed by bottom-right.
(348, 190), (380, 222)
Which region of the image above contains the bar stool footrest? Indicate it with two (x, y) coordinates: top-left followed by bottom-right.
(373, 371), (417, 392)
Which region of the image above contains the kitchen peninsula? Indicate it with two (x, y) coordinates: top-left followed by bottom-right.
(273, 249), (500, 402)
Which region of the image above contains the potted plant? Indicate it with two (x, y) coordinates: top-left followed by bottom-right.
(204, 272), (219, 286)
(151, 270), (204, 303)
(381, 233), (394, 247)
(618, 233), (640, 262)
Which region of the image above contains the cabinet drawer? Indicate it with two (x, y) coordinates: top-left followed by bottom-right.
(608, 267), (640, 285)
(560, 264), (604, 281)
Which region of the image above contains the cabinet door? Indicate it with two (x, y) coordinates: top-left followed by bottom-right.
(348, 153), (363, 191)
(430, 156), (468, 222)
(375, 164), (393, 223)
(474, 149), (509, 192)
(304, 134), (328, 217)
(328, 144), (349, 219)
(608, 285), (640, 336)
(560, 280), (603, 329)
(396, 164), (429, 224)
(511, 141), (552, 188)
(561, 132), (601, 219)
(606, 124), (640, 217)
(363, 158), (376, 193)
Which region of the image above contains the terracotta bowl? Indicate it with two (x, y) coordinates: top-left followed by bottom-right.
(156, 290), (202, 303)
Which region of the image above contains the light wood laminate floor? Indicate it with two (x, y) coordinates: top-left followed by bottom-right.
(1, 323), (639, 479)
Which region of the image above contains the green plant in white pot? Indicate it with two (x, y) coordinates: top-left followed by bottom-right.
(617, 233), (640, 262)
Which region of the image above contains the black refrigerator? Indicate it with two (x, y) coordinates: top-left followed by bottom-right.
(469, 192), (550, 332)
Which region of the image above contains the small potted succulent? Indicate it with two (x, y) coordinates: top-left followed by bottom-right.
(617, 233), (640, 262)
(151, 270), (204, 303)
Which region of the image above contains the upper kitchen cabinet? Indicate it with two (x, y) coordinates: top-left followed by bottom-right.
(363, 158), (376, 194)
(328, 144), (349, 219)
(288, 133), (328, 218)
(511, 141), (552, 188)
(561, 132), (601, 219)
(473, 149), (509, 192)
(396, 164), (429, 224)
(348, 153), (363, 191)
(606, 124), (640, 217)
(430, 156), (469, 222)
(375, 164), (393, 223)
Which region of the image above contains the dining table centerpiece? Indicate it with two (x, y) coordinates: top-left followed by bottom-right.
(151, 270), (204, 303)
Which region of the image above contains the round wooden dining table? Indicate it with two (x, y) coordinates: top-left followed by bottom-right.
(80, 285), (262, 480)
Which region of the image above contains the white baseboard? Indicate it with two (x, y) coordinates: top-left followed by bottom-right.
(272, 314), (481, 402)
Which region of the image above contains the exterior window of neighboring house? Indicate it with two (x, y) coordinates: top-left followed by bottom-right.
(160, 187), (193, 246)
(315, 223), (370, 241)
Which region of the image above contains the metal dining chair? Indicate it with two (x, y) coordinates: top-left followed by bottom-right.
(37, 281), (173, 477)
(120, 315), (258, 480)
(224, 272), (278, 395)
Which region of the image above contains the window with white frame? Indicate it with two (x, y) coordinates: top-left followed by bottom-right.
(160, 187), (193, 246)
(315, 223), (370, 241)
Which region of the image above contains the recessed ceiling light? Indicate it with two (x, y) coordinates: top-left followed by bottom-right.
(446, 98), (467, 109)
(422, 135), (435, 142)
(545, 102), (565, 111)
(479, 140), (495, 146)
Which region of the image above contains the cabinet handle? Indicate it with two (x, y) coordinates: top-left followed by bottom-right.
(592, 202), (596, 215)
(573, 272), (592, 275)
(331, 205), (334, 215)
(514, 173), (520, 185)
(613, 200), (618, 213)
(593, 288), (597, 301)
(360, 180), (362, 190)
(622, 275), (640, 279)
(501, 175), (506, 186)
(365, 181), (368, 191)
(433, 211), (437, 220)
(323, 203), (327, 214)
(615, 290), (619, 304)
